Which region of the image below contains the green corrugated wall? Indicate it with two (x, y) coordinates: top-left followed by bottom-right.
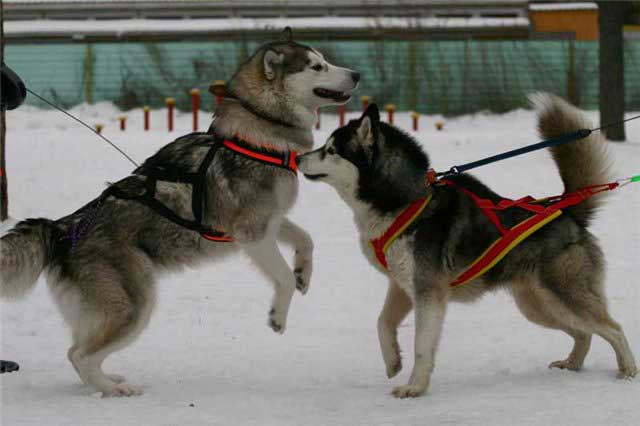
(6, 40), (640, 114)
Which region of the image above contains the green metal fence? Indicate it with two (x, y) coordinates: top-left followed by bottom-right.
(6, 40), (640, 114)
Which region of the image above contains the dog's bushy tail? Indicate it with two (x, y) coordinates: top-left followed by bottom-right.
(1, 219), (55, 299)
(531, 93), (612, 227)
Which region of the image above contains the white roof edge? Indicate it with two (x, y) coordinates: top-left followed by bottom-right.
(5, 16), (531, 37)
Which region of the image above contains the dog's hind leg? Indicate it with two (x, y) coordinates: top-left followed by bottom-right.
(545, 240), (636, 378)
(243, 236), (297, 334)
(512, 281), (592, 371)
(55, 272), (155, 396)
(378, 280), (412, 379)
(277, 218), (314, 295)
(392, 283), (448, 398)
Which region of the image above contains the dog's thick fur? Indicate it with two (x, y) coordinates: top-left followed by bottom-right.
(0, 35), (358, 396)
(297, 94), (637, 398)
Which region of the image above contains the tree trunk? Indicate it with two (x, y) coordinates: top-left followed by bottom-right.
(1, 0), (8, 221)
(598, 1), (628, 141)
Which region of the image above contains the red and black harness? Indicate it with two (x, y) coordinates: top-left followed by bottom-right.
(370, 176), (624, 287)
(66, 134), (298, 248)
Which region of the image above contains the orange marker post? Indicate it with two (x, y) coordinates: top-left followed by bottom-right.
(385, 104), (396, 125)
(143, 106), (150, 131)
(191, 88), (200, 131)
(338, 104), (346, 127)
(95, 124), (104, 134)
(166, 97), (176, 132)
(118, 116), (127, 131)
(412, 111), (419, 131)
(361, 95), (370, 111)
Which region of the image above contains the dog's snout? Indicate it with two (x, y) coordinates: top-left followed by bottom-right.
(351, 72), (361, 83)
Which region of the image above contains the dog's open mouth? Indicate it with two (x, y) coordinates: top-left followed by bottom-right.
(313, 88), (351, 102)
(303, 173), (328, 181)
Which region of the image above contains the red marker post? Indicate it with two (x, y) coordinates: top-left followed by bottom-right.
(118, 116), (127, 131)
(361, 95), (370, 111)
(209, 80), (225, 112)
(166, 97), (176, 132)
(191, 88), (200, 131)
(385, 104), (396, 125)
(143, 106), (150, 131)
(338, 104), (346, 127)
(412, 111), (419, 131)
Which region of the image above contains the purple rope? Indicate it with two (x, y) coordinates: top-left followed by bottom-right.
(60, 199), (103, 253)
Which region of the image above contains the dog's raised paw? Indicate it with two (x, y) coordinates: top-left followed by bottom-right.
(268, 309), (286, 334)
(294, 267), (311, 295)
(386, 359), (402, 379)
(391, 384), (425, 399)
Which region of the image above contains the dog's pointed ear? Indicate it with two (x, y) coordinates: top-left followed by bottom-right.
(362, 103), (380, 127)
(281, 26), (293, 42)
(263, 49), (284, 81)
(357, 104), (380, 145)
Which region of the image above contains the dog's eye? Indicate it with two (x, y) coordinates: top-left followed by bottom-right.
(311, 64), (323, 72)
(327, 147), (336, 155)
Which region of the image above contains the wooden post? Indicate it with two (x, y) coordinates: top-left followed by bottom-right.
(361, 95), (370, 111)
(166, 97), (176, 132)
(143, 106), (150, 131)
(0, 0), (8, 221)
(385, 104), (396, 125)
(118, 116), (127, 131)
(191, 88), (200, 131)
(315, 108), (320, 130)
(95, 124), (104, 134)
(435, 121), (444, 131)
(412, 111), (419, 131)
(338, 105), (346, 127)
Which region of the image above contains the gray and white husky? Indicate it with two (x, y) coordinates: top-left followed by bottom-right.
(0, 34), (359, 396)
(297, 94), (636, 398)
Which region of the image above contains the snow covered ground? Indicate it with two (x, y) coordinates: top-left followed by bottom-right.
(1, 104), (639, 425)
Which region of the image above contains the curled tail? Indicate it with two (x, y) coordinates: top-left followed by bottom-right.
(1, 219), (55, 299)
(531, 93), (612, 227)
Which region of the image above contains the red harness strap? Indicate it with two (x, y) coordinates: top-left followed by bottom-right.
(369, 195), (433, 269)
(369, 179), (619, 287)
(439, 179), (619, 287)
(222, 139), (298, 175)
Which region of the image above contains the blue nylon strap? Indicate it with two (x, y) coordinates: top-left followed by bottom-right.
(438, 128), (592, 177)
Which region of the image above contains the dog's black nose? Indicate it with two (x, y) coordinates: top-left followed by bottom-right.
(351, 72), (360, 83)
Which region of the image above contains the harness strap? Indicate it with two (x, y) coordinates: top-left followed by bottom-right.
(440, 179), (618, 287)
(105, 135), (298, 244)
(370, 178), (623, 288)
(369, 194), (433, 269)
(222, 139), (298, 175)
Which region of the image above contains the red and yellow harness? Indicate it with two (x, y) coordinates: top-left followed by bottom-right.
(370, 178), (620, 287)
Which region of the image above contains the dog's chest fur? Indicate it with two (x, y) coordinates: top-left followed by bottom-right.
(351, 202), (418, 298)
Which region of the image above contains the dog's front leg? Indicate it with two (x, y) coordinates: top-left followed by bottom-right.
(392, 286), (448, 398)
(277, 218), (313, 294)
(378, 280), (413, 378)
(243, 236), (297, 334)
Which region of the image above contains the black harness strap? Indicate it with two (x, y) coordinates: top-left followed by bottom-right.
(105, 135), (297, 243)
